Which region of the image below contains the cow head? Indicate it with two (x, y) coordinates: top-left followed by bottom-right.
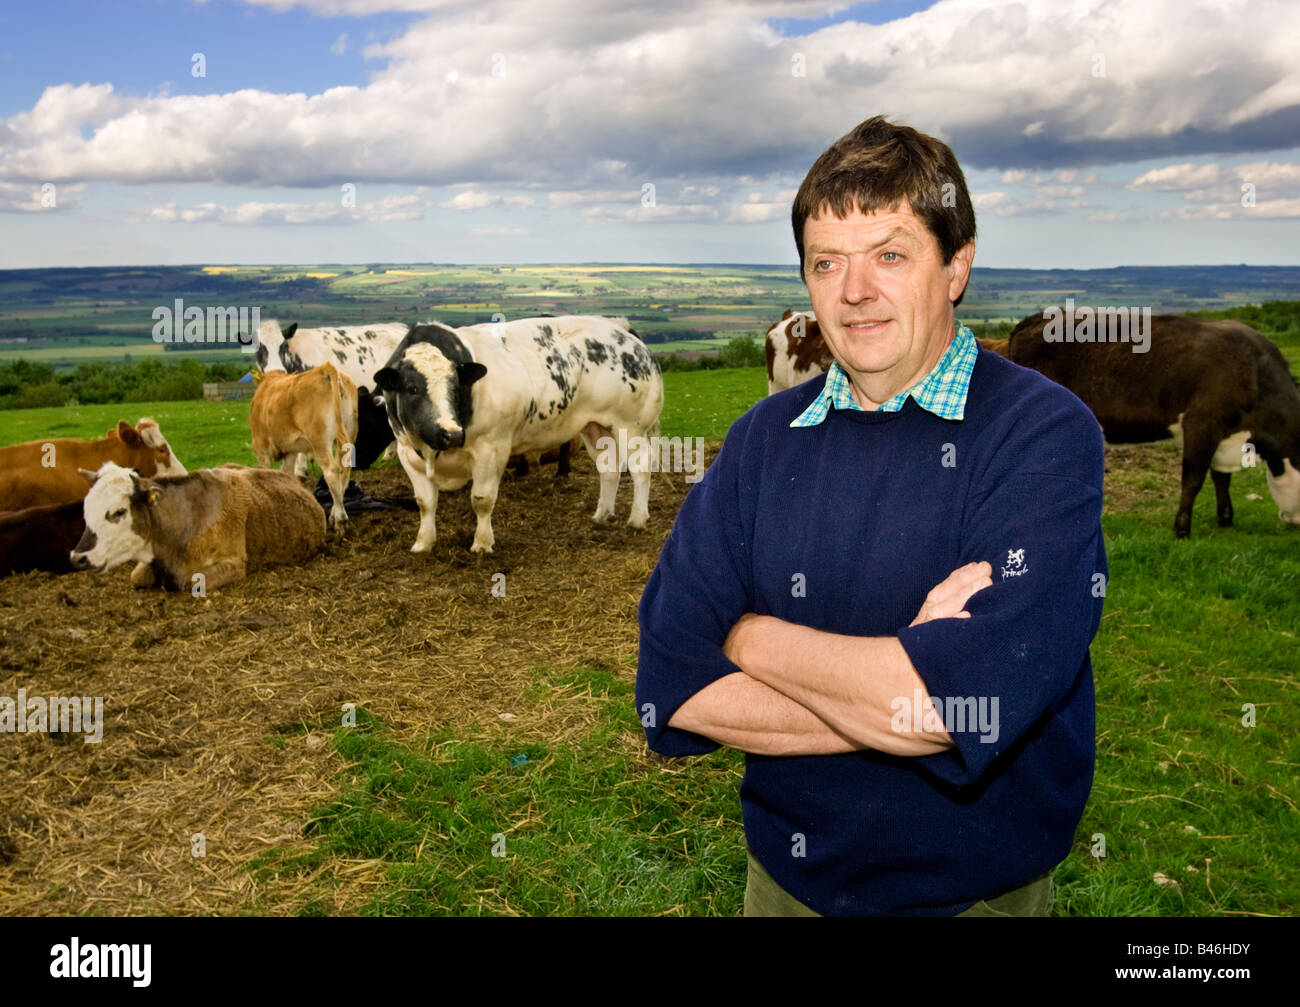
(374, 328), (486, 452)
(70, 463), (157, 572)
(253, 319), (298, 373)
(130, 418), (186, 478)
(1266, 458), (1300, 526)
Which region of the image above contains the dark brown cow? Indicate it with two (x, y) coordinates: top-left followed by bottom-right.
(1008, 309), (1300, 537)
(0, 419), (185, 510)
(764, 309), (1009, 395)
(0, 501), (85, 576)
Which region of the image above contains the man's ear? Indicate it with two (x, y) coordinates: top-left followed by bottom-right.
(947, 241), (976, 303)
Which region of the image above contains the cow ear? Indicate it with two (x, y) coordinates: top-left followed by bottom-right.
(458, 362), (487, 386)
(283, 323), (298, 339)
(134, 477), (160, 506)
(78, 467), (99, 485)
(373, 367), (400, 392)
(118, 421), (141, 447)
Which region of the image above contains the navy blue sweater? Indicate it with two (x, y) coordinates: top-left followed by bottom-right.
(636, 347), (1106, 916)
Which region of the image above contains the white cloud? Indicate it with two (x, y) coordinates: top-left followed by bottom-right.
(331, 33), (349, 55)
(144, 192), (428, 225)
(2, 0), (1297, 194)
(471, 226), (530, 236)
(440, 190), (534, 210)
(0, 180), (85, 213)
(1129, 163), (1223, 192)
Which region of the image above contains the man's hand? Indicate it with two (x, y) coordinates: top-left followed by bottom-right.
(909, 561), (992, 626)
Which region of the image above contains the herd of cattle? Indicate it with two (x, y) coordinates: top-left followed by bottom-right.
(766, 309), (1300, 538)
(0, 306), (1296, 591)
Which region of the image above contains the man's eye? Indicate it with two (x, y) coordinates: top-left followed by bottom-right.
(814, 260), (833, 271)
(882, 251), (901, 263)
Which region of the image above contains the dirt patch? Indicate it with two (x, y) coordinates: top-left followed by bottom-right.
(1101, 441), (1183, 515)
(0, 448), (712, 915)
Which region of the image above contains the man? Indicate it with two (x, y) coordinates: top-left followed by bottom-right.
(635, 116), (1107, 917)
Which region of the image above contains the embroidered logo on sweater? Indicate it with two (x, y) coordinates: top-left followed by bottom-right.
(1001, 548), (1028, 579)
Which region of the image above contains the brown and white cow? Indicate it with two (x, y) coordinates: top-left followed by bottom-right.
(765, 310), (834, 395)
(0, 501), (85, 576)
(249, 362), (358, 529)
(70, 463), (326, 591)
(0, 419), (185, 510)
(764, 310), (1009, 394)
(1008, 309), (1300, 537)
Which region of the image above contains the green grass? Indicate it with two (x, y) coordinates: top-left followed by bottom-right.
(0, 367), (771, 464)
(253, 666), (747, 916)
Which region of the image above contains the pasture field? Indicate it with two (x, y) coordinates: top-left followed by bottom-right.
(0, 372), (1297, 916)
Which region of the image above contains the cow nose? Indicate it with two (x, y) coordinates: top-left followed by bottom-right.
(444, 429), (465, 448)
(70, 552), (92, 570)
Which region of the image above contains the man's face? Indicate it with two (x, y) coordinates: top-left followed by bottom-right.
(802, 202), (973, 406)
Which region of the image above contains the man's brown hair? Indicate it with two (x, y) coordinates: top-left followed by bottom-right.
(792, 116), (976, 304)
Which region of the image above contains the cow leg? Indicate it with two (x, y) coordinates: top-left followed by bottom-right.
(556, 440), (571, 478)
(293, 453), (311, 479)
(200, 555), (247, 592)
(626, 429), (651, 529)
(580, 422), (618, 523)
(318, 438), (349, 531)
(1175, 417), (1222, 538)
(468, 444), (510, 553)
(130, 561), (158, 589)
(1211, 470), (1234, 527)
(398, 442), (438, 552)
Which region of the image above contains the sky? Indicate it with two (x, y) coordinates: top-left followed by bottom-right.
(0, 0), (1297, 269)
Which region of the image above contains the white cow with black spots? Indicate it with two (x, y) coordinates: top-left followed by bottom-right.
(375, 316), (664, 553)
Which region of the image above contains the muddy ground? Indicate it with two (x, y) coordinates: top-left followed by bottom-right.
(0, 450), (709, 915)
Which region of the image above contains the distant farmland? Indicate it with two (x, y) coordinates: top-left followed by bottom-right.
(1, 262), (1299, 370)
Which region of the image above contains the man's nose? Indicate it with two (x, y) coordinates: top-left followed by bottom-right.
(841, 256), (878, 303)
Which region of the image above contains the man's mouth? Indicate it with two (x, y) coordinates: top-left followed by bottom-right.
(844, 320), (889, 332)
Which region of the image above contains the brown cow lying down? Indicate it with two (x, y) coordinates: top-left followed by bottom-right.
(764, 309), (1009, 395)
(0, 418), (186, 510)
(70, 462), (325, 592)
(0, 501), (85, 576)
(249, 362), (358, 529)
(1008, 309), (1300, 537)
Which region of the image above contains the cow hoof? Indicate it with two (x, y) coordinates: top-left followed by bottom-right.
(592, 511), (616, 525)
(470, 540), (495, 554)
(411, 542), (434, 554)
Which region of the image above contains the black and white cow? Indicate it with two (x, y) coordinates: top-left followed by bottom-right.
(374, 316), (665, 552)
(255, 319), (410, 475)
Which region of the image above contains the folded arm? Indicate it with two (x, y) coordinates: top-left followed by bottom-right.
(668, 562), (992, 756)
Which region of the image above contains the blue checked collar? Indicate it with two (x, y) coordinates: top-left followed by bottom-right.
(790, 321), (978, 427)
